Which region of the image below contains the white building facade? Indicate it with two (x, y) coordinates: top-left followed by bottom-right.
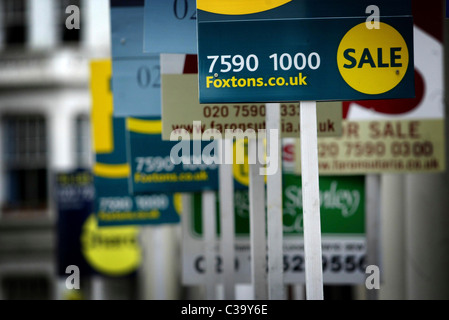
(0, 0), (115, 300)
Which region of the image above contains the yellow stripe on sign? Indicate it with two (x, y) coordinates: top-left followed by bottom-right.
(197, 0), (291, 15)
(173, 193), (183, 216)
(90, 60), (114, 153)
(93, 163), (130, 178)
(127, 118), (162, 134)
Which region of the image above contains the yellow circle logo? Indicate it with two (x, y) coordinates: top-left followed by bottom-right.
(233, 139), (249, 187)
(81, 214), (141, 276)
(173, 193), (183, 215)
(337, 22), (409, 95)
(232, 139), (267, 186)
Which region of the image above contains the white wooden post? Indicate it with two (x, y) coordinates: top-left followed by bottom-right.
(365, 174), (381, 300)
(266, 103), (284, 299)
(300, 101), (324, 300)
(202, 191), (217, 299)
(249, 138), (268, 299)
(219, 139), (235, 299)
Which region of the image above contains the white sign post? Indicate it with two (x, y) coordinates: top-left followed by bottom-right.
(249, 138), (268, 299)
(266, 104), (285, 299)
(365, 174), (381, 300)
(219, 139), (235, 299)
(202, 191), (217, 300)
(300, 101), (324, 300)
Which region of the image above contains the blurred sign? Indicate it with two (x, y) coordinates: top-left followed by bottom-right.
(161, 54), (342, 140)
(90, 60), (113, 153)
(294, 119), (445, 174)
(197, 0), (414, 103)
(295, 1), (445, 174)
(90, 60), (181, 226)
(144, 0), (197, 53)
(110, 0), (161, 116)
(56, 170), (95, 277)
(182, 173), (366, 284)
(55, 170), (142, 277)
(93, 117), (182, 226)
(81, 214), (141, 276)
(126, 117), (220, 193)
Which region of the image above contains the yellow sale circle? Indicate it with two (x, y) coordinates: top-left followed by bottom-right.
(337, 22), (409, 95)
(81, 214), (141, 276)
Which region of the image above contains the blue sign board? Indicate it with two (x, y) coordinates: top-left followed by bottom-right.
(197, 0), (414, 103)
(144, 0), (197, 53)
(56, 170), (95, 277)
(126, 117), (220, 194)
(94, 117), (181, 226)
(110, 0), (161, 116)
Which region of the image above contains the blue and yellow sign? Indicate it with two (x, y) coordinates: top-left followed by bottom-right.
(197, 0), (414, 103)
(90, 60), (181, 226)
(55, 170), (142, 278)
(93, 117), (181, 227)
(126, 117), (221, 194)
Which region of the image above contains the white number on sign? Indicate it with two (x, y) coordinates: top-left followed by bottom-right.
(269, 52), (321, 71)
(99, 197), (133, 212)
(135, 156), (175, 173)
(135, 195), (169, 210)
(207, 55), (259, 73)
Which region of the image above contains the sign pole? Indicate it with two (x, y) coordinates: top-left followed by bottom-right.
(294, 285), (306, 300)
(202, 191), (217, 300)
(152, 227), (167, 299)
(300, 101), (324, 300)
(92, 275), (106, 300)
(266, 103), (284, 299)
(248, 138), (268, 299)
(365, 174), (381, 300)
(219, 139), (235, 299)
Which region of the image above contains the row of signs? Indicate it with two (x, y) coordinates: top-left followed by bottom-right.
(110, 0), (444, 173)
(183, 174), (366, 284)
(55, 168), (366, 284)
(54, 1), (444, 286)
(87, 51), (367, 283)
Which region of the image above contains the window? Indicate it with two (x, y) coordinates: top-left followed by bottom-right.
(2, 115), (48, 212)
(60, 0), (81, 44)
(2, 0), (27, 46)
(75, 114), (92, 168)
(2, 276), (51, 300)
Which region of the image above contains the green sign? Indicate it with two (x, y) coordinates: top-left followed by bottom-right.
(183, 173), (367, 284)
(191, 174), (365, 236)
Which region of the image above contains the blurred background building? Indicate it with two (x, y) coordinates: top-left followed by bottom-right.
(0, 0), (448, 300)
(0, 0), (111, 300)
